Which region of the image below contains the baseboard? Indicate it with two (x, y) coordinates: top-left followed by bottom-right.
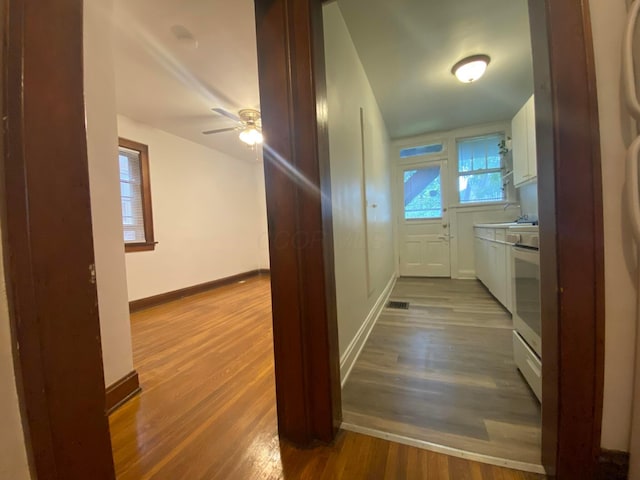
(340, 274), (397, 387)
(455, 269), (477, 280)
(129, 269), (268, 312)
(106, 370), (140, 415)
(597, 449), (629, 480)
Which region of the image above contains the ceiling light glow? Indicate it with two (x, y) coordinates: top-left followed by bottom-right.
(452, 55), (491, 84)
(239, 127), (264, 146)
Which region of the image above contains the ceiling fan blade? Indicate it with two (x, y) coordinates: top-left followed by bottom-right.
(202, 127), (238, 135)
(211, 107), (241, 122)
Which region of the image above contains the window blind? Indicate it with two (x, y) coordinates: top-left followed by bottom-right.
(119, 147), (146, 244)
(457, 134), (505, 204)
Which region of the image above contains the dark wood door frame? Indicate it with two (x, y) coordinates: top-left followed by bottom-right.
(254, 0), (342, 445)
(3, 0), (116, 478)
(3, 0), (604, 479)
(529, 1), (605, 477)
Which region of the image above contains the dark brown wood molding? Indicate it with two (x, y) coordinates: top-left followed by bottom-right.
(129, 270), (267, 312)
(597, 449), (630, 480)
(530, 0), (605, 477)
(106, 371), (141, 415)
(254, 0), (342, 446)
(125, 242), (157, 253)
(4, 0), (116, 478)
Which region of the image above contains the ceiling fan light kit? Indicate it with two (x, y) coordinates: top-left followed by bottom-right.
(239, 127), (263, 146)
(451, 54), (491, 83)
(203, 107), (263, 146)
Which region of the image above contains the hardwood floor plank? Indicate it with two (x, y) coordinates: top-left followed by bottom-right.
(109, 276), (544, 479)
(343, 277), (542, 466)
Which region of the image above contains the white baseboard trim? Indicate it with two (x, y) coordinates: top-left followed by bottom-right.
(340, 422), (546, 475)
(454, 269), (477, 280)
(340, 274), (397, 387)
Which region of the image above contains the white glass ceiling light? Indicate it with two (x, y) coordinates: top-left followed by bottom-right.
(452, 55), (491, 84)
(239, 127), (264, 146)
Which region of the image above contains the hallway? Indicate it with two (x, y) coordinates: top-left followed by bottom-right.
(108, 275), (543, 479)
(342, 277), (542, 468)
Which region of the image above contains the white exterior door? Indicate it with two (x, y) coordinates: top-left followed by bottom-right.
(398, 161), (451, 277)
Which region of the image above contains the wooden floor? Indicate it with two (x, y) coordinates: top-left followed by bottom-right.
(109, 275), (544, 479)
(343, 277), (542, 468)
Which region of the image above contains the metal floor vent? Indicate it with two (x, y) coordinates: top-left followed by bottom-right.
(387, 301), (410, 310)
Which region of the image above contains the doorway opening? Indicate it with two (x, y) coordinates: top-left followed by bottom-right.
(3, 0), (604, 477)
(85, 0), (274, 476)
(322, 0), (545, 473)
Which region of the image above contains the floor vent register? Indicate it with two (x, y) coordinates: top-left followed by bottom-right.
(387, 301), (410, 310)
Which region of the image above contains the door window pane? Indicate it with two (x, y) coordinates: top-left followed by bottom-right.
(404, 166), (442, 219)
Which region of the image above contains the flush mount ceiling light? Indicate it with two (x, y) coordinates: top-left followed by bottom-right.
(451, 55), (491, 84)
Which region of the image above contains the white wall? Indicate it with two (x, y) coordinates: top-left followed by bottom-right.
(255, 159), (270, 270)
(391, 122), (521, 279)
(85, 0), (135, 387)
(118, 116), (268, 301)
(324, 3), (395, 361)
(518, 181), (538, 218)
(589, 0), (637, 453)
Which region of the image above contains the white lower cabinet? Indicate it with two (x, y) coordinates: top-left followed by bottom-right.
(474, 227), (512, 312)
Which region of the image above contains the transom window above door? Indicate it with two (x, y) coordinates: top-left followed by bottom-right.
(456, 134), (505, 204)
(399, 142), (444, 159)
(403, 164), (443, 220)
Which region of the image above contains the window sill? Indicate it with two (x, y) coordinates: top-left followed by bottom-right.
(125, 242), (157, 253)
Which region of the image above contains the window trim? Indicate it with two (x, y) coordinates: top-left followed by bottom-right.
(455, 133), (506, 205)
(118, 137), (156, 252)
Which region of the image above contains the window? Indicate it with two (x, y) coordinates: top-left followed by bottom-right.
(403, 165), (443, 220)
(400, 142), (444, 159)
(118, 138), (155, 252)
(457, 134), (505, 204)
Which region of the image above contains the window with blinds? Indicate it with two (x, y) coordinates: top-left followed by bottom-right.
(456, 134), (505, 204)
(118, 138), (155, 252)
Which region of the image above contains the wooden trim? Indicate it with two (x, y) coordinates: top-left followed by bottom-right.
(529, 0), (605, 477)
(106, 371), (141, 415)
(4, 0), (115, 477)
(129, 270), (267, 312)
(254, 0), (342, 446)
(125, 242), (157, 253)
(119, 137), (155, 253)
(596, 449), (630, 480)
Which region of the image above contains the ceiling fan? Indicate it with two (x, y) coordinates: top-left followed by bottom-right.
(202, 108), (263, 146)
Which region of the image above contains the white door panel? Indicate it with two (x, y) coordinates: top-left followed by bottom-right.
(398, 161), (451, 277)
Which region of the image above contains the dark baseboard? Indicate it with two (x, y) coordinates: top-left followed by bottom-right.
(129, 269), (271, 313)
(597, 449), (629, 480)
(106, 370), (140, 415)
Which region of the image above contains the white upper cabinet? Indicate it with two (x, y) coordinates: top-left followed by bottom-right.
(511, 95), (537, 187)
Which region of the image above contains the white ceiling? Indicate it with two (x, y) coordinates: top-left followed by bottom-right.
(112, 0), (261, 162)
(337, 0), (535, 139)
(111, 0), (534, 159)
